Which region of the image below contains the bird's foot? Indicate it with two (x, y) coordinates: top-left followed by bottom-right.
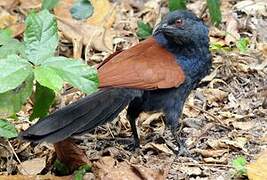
(176, 139), (191, 157)
(115, 137), (140, 151)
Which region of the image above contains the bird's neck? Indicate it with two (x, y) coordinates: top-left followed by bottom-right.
(154, 33), (212, 83)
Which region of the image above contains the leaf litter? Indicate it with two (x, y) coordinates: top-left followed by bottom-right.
(0, 0), (266, 179)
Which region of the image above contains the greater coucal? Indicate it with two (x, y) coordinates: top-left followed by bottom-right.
(19, 10), (211, 153)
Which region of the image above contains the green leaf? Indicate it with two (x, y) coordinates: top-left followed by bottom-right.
(137, 21), (153, 40)
(236, 37), (250, 53)
(70, 0), (94, 20)
(232, 156), (247, 176)
(42, 57), (98, 94)
(24, 9), (59, 65)
(41, 0), (59, 10)
(34, 66), (63, 92)
(207, 0), (222, 26)
(0, 75), (33, 118)
(0, 55), (32, 93)
(53, 159), (70, 176)
(74, 164), (91, 180)
(0, 119), (18, 139)
(0, 29), (12, 45)
(0, 39), (25, 59)
(168, 0), (187, 11)
(30, 82), (55, 120)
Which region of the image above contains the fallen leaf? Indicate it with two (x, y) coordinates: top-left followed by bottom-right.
(0, 175), (72, 180)
(19, 0), (41, 9)
(179, 166), (202, 176)
(86, 0), (116, 28)
(0, 11), (17, 29)
(193, 148), (228, 158)
(234, 0), (267, 16)
(231, 120), (255, 130)
(144, 142), (173, 155)
(225, 13), (240, 45)
(18, 158), (46, 175)
(94, 156), (164, 180)
(247, 150), (267, 180)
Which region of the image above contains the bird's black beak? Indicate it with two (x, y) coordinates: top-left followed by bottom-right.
(153, 22), (176, 36)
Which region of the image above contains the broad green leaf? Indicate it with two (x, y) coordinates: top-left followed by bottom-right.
(232, 156), (247, 176)
(0, 119), (18, 139)
(137, 21), (153, 40)
(42, 57), (98, 94)
(0, 39), (25, 59)
(0, 29), (12, 45)
(207, 0), (222, 26)
(24, 10), (59, 65)
(0, 55), (32, 93)
(0, 75), (33, 118)
(70, 0), (93, 20)
(53, 159), (70, 176)
(236, 37), (250, 53)
(42, 0), (59, 10)
(168, 0), (187, 11)
(74, 164), (91, 180)
(30, 82), (55, 120)
(34, 66), (63, 92)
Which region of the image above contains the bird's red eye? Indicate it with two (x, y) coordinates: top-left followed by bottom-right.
(175, 19), (183, 27)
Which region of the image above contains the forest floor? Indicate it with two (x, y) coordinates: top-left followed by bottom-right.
(0, 0), (266, 179)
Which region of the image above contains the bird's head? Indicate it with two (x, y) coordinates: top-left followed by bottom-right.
(153, 10), (209, 48)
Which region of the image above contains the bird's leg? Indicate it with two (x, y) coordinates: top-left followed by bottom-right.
(124, 98), (143, 150)
(170, 126), (190, 156)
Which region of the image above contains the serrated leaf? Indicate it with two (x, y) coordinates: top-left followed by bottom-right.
(70, 0), (94, 20)
(0, 29), (12, 45)
(42, 57), (98, 94)
(0, 119), (18, 139)
(168, 0), (187, 11)
(207, 0), (222, 26)
(34, 66), (63, 92)
(74, 164), (91, 180)
(42, 0), (59, 10)
(30, 82), (55, 121)
(137, 21), (153, 40)
(0, 55), (32, 93)
(0, 75), (33, 118)
(24, 10), (59, 65)
(0, 39), (25, 59)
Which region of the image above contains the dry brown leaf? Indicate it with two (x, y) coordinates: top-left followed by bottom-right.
(247, 150), (267, 180)
(18, 158), (46, 175)
(231, 121), (255, 130)
(201, 88), (228, 105)
(0, 175), (72, 180)
(144, 142), (173, 155)
(9, 23), (25, 37)
(93, 156), (164, 180)
(179, 166), (202, 176)
(225, 13), (240, 45)
(54, 0), (114, 54)
(57, 17), (114, 53)
(193, 148), (228, 158)
(86, 0), (116, 28)
(19, 0), (41, 9)
(0, 0), (19, 9)
(0, 11), (17, 29)
(203, 155), (228, 164)
(234, 0), (267, 16)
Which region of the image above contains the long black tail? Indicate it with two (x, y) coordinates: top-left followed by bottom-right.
(19, 88), (142, 143)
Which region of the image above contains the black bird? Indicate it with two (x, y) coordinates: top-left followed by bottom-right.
(19, 10), (211, 154)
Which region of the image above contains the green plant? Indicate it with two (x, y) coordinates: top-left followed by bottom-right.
(0, 10), (98, 139)
(232, 156), (247, 177)
(137, 21), (153, 40)
(236, 37), (250, 53)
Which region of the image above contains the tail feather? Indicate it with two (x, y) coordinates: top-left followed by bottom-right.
(19, 88), (142, 143)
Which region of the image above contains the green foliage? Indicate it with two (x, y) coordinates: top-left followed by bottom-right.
(41, 0), (59, 10)
(53, 159), (70, 176)
(0, 29), (12, 45)
(137, 21), (153, 40)
(207, 0), (222, 26)
(0, 119), (18, 139)
(236, 37), (250, 53)
(0, 55), (32, 93)
(168, 0), (187, 11)
(209, 42), (231, 52)
(70, 0), (94, 20)
(74, 164), (91, 180)
(41, 57), (98, 94)
(232, 156), (247, 176)
(0, 9), (98, 134)
(30, 83), (55, 120)
(24, 10), (59, 65)
(0, 75), (33, 118)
